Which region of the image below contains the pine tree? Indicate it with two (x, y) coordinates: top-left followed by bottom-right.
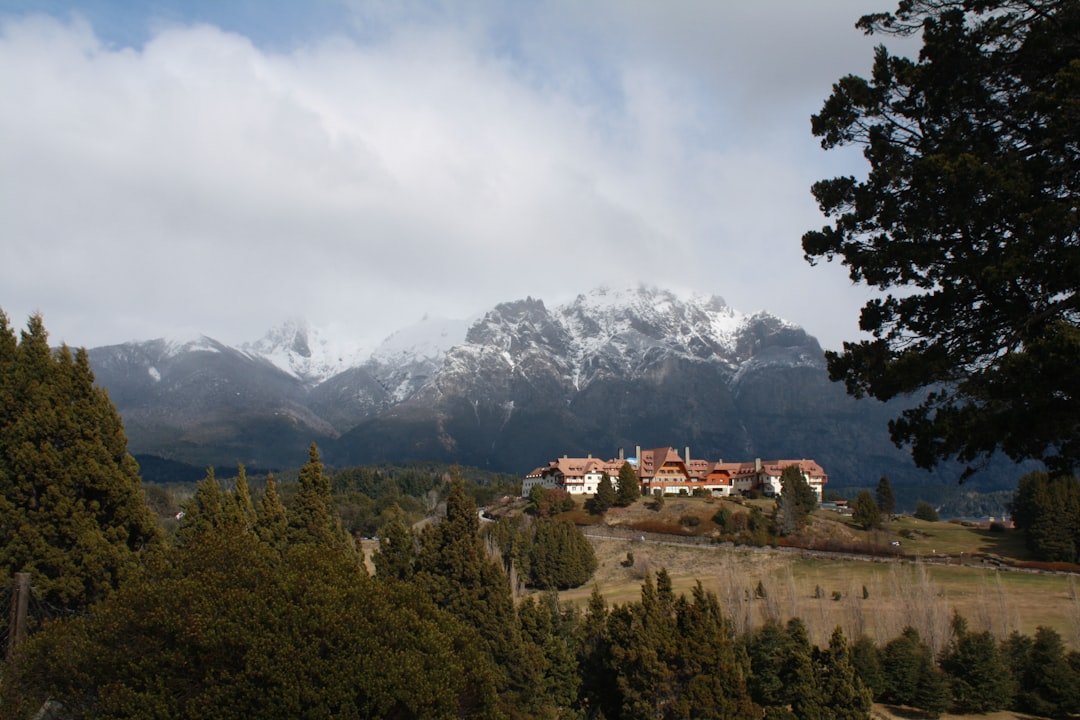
(852, 491), (882, 531)
(615, 460), (641, 506)
(227, 463), (257, 530)
(372, 504), (416, 581)
(876, 476), (896, 521)
(589, 473), (616, 514)
(254, 472), (288, 549)
(1010, 626), (1080, 717)
(526, 518), (597, 590)
(414, 476), (541, 712)
(745, 620), (790, 710)
(176, 468), (227, 545)
(518, 594), (580, 712)
(881, 626), (950, 716)
(783, 618), (824, 720)
(289, 443), (350, 551)
(851, 634), (886, 701)
(939, 613), (1014, 713)
(777, 465), (817, 535)
(0, 312), (160, 617)
(819, 627), (873, 720)
(669, 582), (759, 719)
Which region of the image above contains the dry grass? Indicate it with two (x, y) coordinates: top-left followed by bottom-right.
(871, 705), (1045, 720)
(546, 498), (1080, 652)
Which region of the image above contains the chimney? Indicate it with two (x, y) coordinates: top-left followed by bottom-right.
(619, 447), (625, 461)
(636, 445), (641, 462)
(685, 446), (691, 463)
(755, 457), (762, 472)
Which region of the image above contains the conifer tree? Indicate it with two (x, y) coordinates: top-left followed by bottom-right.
(0, 311), (160, 617)
(669, 582), (759, 719)
(228, 463), (257, 530)
(939, 613), (1014, 713)
(881, 626), (950, 715)
(852, 491), (882, 531)
(414, 476), (541, 712)
(289, 443), (350, 551)
(606, 572), (679, 719)
(876, 476), (896, 521)
(615, 460), (641, 506)
(372, 504), (416, 581)
(851, 634), (886, 701)
(783, 618), (824, 720)
(518, 594), (580, 712)
(254, 472), (288, 549)
(745, 619), (792, 711)
(525, 518), (597, 590)
(777, 465), (817, 535)
(1007, 626), (1080, 717)
(176, 468), (227, 545)
(819, 626), (873, 720)
(589, 473), (616, 514)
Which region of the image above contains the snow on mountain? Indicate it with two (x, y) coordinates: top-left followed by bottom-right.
(368, 315), (472, 402)
(556, 286), (745, 361)
(370, 314), (470, 365)
(242, 318), (371, 386)
(175, 286), (801, 395)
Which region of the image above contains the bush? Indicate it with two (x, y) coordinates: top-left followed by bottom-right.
(679, 515), (701, 528)
(914, 501), (939, 522)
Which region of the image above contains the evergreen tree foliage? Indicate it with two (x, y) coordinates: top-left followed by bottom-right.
(804, 0), (1080, 477)
(518, 594), (580, 713)
(1004, 626), (1080, 717)
(745, 620), (791, 710)
(413, 477), (542, 713)
(818, 627), (874, 720)
(227, 463), (257, 530)
(615, 461), (641, 506)
(372, 503), (416, 581)
(852, 491), (882, 531)
(881, 627), (950, 715)
(1, 524), (502, 720)
(914, 500), (939, 522)
(0, 311), (160, 618)
(875, 476), (896, 520)
(289, 442), (351, 551)
(254, 472), (288, 549)
(588, 473), (616, 514)
(1010, 471), (1080, 562)
(851, 634), (886, 700)
(175, 467), (227, 545)
(783, 618), (824, 720)
(777, 465), (817, 535)
(521, 517), (598, 590)
(938, 613), (1014, 713)
(575, 584), (620, 718)
(667, 583), (758, 720)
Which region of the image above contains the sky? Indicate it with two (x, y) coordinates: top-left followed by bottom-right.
(0, 0), (915, 352)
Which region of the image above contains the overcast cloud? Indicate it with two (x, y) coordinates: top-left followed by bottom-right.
(0, 1), (910, 351)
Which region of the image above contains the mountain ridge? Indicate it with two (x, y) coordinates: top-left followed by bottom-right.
(85, 286), (1019, 491)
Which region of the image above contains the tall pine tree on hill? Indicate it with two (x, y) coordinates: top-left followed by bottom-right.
(0, 311), (160, 618)
(615, 461), (641, 506)
(289, 442), (352, 552)
(413, 476), (542, 714)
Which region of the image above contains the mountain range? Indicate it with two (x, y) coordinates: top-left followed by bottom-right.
(86, 286), (1017, 492)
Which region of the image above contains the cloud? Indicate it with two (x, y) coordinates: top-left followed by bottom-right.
(0, 3), (896, 350)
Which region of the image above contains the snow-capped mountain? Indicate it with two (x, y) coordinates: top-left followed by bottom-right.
(86, 286), (983, 489)
(241, 317), (373, 386)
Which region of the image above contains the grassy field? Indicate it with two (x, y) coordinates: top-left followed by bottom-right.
(546, 496), (1080, 653)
